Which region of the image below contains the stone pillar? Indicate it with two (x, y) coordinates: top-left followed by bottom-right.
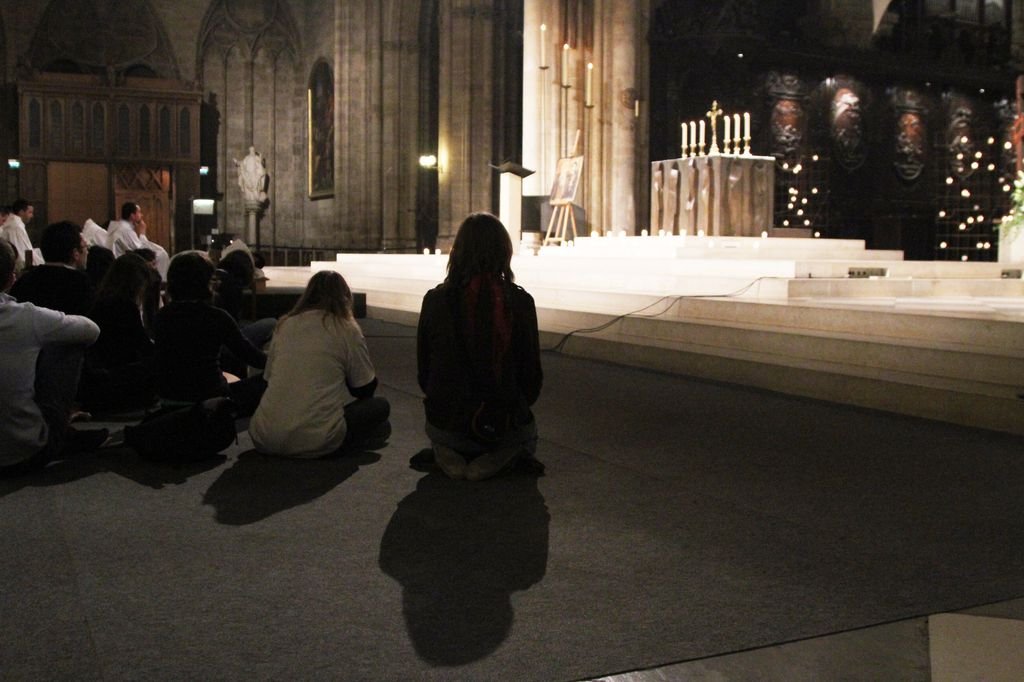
(437, 0), (496, 249)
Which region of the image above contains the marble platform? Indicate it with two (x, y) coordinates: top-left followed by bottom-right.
(261, 235), (1024, 436)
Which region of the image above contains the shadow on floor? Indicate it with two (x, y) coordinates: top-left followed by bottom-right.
(202, 448), (381, 525)
(379, 471), (550, 666)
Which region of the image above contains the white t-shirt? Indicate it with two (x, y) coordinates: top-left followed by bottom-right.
(249, 311), (376, 457)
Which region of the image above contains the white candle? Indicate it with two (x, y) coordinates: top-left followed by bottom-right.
(585, 62), (593, 106)
(699, 120), (705, 146)
(723, 115), (730, 149)
(689, 121), (696, 149)
(561, 43), (570, 86)
(733, 113), (741, 141)
(681, 122), (687, 154)
(744, 112), (751, 141)
(634, 99), (639, 118)
(540, 23), (548, 69)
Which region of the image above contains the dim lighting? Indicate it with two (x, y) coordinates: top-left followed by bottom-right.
(811, 187), (819, 194)
(961, 189), (970, 197)
(812, 154), (819, 161)
(804, 219), (810, 226)
(782, 219), (790, 226)
(801, 197), (808, 204)
(813, 231), (821, 238)
(792, 164), (802, 173)
(988, 137), (996, 145)
(967, 217), (975, 224)
(958, 223), (966, 230)
(988, 164), (996, 171)
(940, 241), (948, 249)
(1004, 184), (1012, 192)
(961, 255), (968, 261)
(6, 159), (19, 169)
(938, 210), (947, 218)
(974, 151), (982, 159)
(1005, 141), (1013, 150)
(945, 177), (954, 185)
(970, 162), (979, 170)
(199, 165), (209, 176)
(960, 136), (969, 144)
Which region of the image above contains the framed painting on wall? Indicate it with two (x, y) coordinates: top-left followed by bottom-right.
(308, 60), (334, 199)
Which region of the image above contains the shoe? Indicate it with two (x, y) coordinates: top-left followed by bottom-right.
(433, 444), (467, 479)
(465, 446), (521, 481)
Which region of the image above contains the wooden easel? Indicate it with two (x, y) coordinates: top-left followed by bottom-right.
(544, 131), (582, 246)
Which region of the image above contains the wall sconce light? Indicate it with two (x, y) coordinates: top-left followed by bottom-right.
(419, 154), (438, 169)
(7, 159), (20, 169)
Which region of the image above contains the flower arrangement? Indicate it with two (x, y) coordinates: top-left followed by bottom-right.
(1000, 170), (1024, 242)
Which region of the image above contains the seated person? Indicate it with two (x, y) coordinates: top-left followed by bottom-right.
(82, 218), (109, 247)
(154, 251), (267, 416)
(250, 271), (389, 457)
(213, 249), (276, 376)
(9, 221), (93, 316)
(80, 253), (157, 413)
(85, 245), (115, 290)
(132, 247), (164, 335)
(0, 238), (108, 476)
(417, 213), (543, 480)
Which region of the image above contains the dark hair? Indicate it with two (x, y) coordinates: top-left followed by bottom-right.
(252, 252), (266, 269)
(120, 202), (139, 221)
(40, 221), (83, 264)
(11, 199), (31, 215)
(0, 238), (16, 287)
(95, 253), (151, 306)
(85, 245), (115, 288)
(281, 270), (354, 326)
(166, 251), (215, 301)
(133, 247), (156, 263)
(0, 205), (10, 216)
(444, 212), (514, 287)
(218, 250), (255, 286)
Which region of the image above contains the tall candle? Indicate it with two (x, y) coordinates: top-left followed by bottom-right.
(681, 122), (687, 153)
(585, 62), (594, 106)
(540, 24), (547, 69)
(744, 112), (750, 140)
(699, 120), (705, 146)
(634, 99), (639, 118)
(723, 114), (730, 149)
(689, 121), (696, 150)
(561, 43), (570, 86)
(733, 113), (741, 141)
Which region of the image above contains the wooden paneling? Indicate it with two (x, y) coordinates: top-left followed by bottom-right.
(47, 162), (110, 226)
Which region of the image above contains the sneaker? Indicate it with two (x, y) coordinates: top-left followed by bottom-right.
(433, 444), (467, 479)
(465, 446), (521, 481)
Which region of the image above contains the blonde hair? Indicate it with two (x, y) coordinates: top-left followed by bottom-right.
(280, 270), (354, 328)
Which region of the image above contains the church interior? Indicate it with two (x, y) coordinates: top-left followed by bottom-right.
(2, 0), (1024, 679)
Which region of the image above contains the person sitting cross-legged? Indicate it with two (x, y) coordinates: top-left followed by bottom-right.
(0, 238), (109, 477)
(249, 270), (390, 458)
(154, 251), (267, 416)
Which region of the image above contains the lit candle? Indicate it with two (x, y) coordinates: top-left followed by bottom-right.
(540, 24), (547, 69)
(723, 114), (730, 150)
(744, 112), (751, 141)
(561, 43), (570, 86)
(699, 120), (705, 147)
(585, 62), (593, 106)
(681, 122), (687, 154)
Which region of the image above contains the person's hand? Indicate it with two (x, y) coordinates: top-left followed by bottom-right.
(136, 219), (147, 236)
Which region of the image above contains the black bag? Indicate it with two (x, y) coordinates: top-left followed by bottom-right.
(470, 401), (512, 444)
(124, 397), (237, 465)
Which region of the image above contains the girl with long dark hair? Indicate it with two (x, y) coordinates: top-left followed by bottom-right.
(417, 212), (543, 480)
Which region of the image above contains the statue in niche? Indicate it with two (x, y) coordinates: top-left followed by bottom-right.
(234, 146), (268, 203)
(831, 86), (867, 171)
(946, 99), (975, 179)
(892, 89), (927, 183)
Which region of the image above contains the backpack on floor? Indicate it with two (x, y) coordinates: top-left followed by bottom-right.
(124, 397), (237, 465)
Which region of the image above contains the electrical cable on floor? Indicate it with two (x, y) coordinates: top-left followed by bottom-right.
(543, 276), (776, 353)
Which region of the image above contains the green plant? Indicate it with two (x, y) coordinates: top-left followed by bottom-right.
(1000, 170), (1024, 242)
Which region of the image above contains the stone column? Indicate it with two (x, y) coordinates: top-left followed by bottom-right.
(437, 0), (496, 249)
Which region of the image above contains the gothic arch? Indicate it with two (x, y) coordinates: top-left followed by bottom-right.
(26, 0), (180, 79)
(197, 0), (302, 247)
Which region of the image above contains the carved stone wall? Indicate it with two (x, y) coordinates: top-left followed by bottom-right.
(198, 0), (303, 248)
(26, 0), (180, 80)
